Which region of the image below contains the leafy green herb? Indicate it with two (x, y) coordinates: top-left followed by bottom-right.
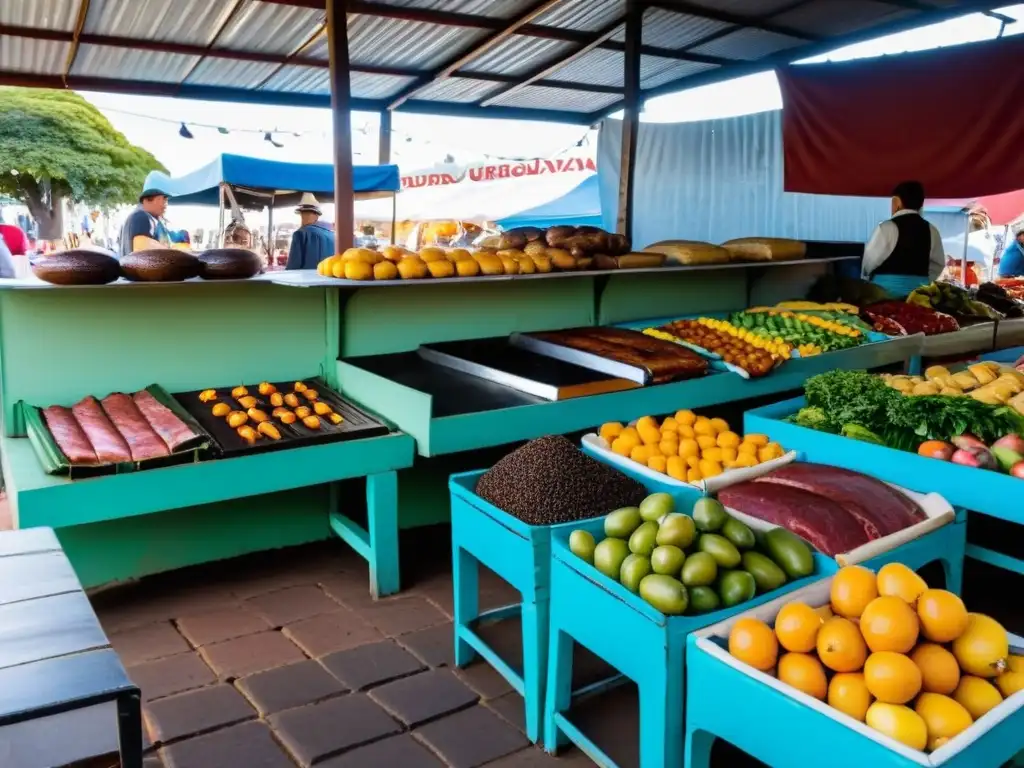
(885, 395), (1024, 448)
(803, 370), (898, 434)
(788, 406), (832, 431)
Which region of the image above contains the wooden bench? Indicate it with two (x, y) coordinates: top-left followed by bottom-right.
(0, 528), (141, 768)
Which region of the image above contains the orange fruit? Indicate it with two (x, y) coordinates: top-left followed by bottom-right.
(952, 613), (1009, 678)
(817, 617), (868, 673)
(876, 563), (928, 606)
(860, 596), (920, 653)
(774, 602), (823, 653)
(728, 617), (778, 672)
(910, 643), (961, 695)
(830, 565), (878, 619)
(777, 652), (828, 701)
(915, 693), (974, 751)
(917, 589), (969, 644)
(865, 703), (928, 751)
(952, 676), (1003, 720)
(864, 651), (922, 704)
(828, 672), (874, 722)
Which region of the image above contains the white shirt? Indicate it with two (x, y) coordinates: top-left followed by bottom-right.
(861, 209), (945, 281)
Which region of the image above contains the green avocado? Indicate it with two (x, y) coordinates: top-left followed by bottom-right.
(763, 528), (814, 579)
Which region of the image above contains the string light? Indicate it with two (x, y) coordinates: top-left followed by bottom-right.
(97, 106), (596, 163)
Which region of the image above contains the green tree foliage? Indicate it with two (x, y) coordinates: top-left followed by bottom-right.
(0, 87), (164, 238)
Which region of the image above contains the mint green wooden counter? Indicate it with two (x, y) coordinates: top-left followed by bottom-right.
(0, 279), (413, 593)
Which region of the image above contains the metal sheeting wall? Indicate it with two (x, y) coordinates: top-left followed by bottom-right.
(597, 112), (891, 248)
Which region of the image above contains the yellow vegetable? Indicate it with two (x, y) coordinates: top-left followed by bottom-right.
(678, 439), (700, 459)
(666, 456), (686, 481)
(687, 467), (703, 483)
(865, 703), (928, 751)
(697, 435), (718, 450)
(599, 422), (624, 443)
(211, 403), (230, 417)
(675, 409), (696, 426)
(647, 455), (667, 473)
(630, 445), (654, 464)
(717, 431), (741, 449)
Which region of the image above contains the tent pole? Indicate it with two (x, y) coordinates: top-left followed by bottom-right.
(615, 0), (642, 242)
(327, 0), (355, 252)
(267, 195), (275, 269)
(379, 110), (392, 164)
(218, 183), (226, 247)
(960, 211), (969, 288)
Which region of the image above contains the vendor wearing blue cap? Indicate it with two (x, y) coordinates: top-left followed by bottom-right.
(119, 186), (172, 258)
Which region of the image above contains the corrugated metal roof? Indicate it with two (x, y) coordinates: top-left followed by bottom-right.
(215, 2), (324, 56)
(640, 57), (719, 89)
(343, 15), (486, 70)
(184, 57), (280, 89)
(0, 35), (69, 74)
(689, 27), (806, 61)
(773, 0), (913, 36)
(469, 36), (575, 77)
(352, 0), (540, 18)
(534, 0), (624, 32)
(0, 0), (1007, 123)
(411, 76), (504, 103)
(71, 44), (200, 82)
(629, 7), (733, 49)
(0, 0), (77, 32)
(489, 84), (620, 112)
(350, 71), (418, 99)
(82, 0), (237, 46)
(259, 64), (329, 94)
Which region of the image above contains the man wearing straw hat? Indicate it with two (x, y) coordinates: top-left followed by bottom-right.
(287, 193), (335, 270)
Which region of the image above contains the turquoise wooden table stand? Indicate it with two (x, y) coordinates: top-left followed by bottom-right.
(542, 517), (836, 768)
(449, 470), (584, 743)
(746, 397), (1016, 581)
(684, 577), (1024, 768)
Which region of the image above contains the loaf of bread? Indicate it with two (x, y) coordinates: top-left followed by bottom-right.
(721, 237), (807, 262)
(642, 241), (731, 266)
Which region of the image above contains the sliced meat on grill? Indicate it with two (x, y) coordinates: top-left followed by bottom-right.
(72, 396), (132, 464)
(753, 463), (926, 536)
(42, 406), (98, 465)
(717, 482), (872, 557)
(100, 393), (170, 461)
(132, 390), (196, 451)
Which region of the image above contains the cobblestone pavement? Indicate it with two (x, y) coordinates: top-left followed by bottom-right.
(87, 531), (648, 768)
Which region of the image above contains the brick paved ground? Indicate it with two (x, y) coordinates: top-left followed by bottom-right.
(60, 523), (1024, 768)
(84, 530), (650, 768)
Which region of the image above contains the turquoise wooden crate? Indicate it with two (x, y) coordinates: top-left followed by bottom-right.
(684, 576), (1024, 768)
(542, 516), (836, 768)
(449, 470), (594, 743)
(745, 397), (1022, 578)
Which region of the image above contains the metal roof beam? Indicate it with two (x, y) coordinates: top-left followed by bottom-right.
(641, 0), (821, 41)
(386, 0), (570, 111)
(261, 0), (732, 63)
(479, 17), (624, 107)
(62, 0), (91, 83)
(593, 0), (1012, 118)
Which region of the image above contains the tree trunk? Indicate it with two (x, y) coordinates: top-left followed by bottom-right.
(17, 176), (64, 241)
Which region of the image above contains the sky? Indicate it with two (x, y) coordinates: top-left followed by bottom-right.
(78, 4), (1024, 229)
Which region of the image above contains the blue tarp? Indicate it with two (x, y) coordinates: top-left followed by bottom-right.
(496, 175), (601, 230)
(143, 154), (400, 208)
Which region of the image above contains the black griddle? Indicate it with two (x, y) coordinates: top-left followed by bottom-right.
(174, 378), (389, 457)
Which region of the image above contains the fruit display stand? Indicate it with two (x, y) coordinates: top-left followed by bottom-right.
(0, 279), (414, 593)
(449, 469), (589, 743)
(744, 397), (1011, 580)
(684, 576), (1024, 768)
(542, 515), (835, 768)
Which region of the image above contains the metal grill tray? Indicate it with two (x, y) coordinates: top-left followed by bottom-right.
(174, 377), (390, 457)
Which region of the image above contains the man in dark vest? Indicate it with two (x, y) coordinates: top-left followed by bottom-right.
(861, 180), (945, 297)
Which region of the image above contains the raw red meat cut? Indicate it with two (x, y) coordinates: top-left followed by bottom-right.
(753, 463), (925, 537)
(72, 396), (132, 464)
(717, 482), (872, 557)
(42, 406), (98, 465)
(101, 393), (170, 461)
(132, 390), (196, 451)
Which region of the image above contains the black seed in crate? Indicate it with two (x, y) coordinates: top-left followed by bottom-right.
(475, 435), (647, 525)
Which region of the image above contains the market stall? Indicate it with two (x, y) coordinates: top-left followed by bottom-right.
(144, 153), (401, 250)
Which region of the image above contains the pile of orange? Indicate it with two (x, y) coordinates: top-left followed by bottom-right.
(599, 411), (785, 483)
(729, 563), (1022, 752)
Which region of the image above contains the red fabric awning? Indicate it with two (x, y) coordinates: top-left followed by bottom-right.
(778, 35), (1024, 199)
